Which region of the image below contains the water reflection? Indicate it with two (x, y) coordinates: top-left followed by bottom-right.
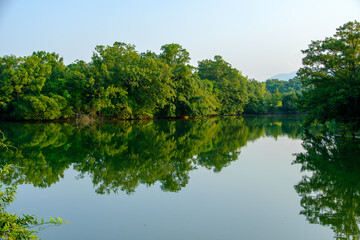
(0, 116), (303, 194)
(293, 132), (360, 239)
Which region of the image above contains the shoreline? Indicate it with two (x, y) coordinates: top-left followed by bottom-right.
(0, 113), (306, 123)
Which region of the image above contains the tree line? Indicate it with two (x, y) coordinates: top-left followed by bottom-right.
(2, 21), (358, 130)
(0, 43), (303, 121)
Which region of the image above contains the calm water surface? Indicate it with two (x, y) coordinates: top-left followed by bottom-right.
(1, 116), (359, 239)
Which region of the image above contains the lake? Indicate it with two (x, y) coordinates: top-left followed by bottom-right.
(1, 116), (359, 239)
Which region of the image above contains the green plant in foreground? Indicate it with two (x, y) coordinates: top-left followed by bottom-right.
(0, 164), (66, 240)
(0, 129), (66, 239)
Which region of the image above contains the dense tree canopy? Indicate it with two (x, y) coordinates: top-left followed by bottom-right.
(265, 78), (304, 94)
(6, 22), (360, 122)
(198, 56), (249, 115)
(298, 21), (360, 130)
(0, 43), (304, 121)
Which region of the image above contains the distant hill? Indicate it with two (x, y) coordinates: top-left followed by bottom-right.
(269, 71), (297, 81)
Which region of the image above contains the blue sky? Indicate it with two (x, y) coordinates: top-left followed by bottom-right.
(0, 0), (359, 81)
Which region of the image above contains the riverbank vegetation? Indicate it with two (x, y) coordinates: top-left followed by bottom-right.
(0, 165), (65, 239)
(298, 21), (360, 131)
(0, 132), (65, 239)
(0, 21), (359, 131)
(0, 44), (303, 121)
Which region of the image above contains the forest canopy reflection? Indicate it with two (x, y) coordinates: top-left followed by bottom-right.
(0, 116), (303, 194)
(293, 133), (360, 239)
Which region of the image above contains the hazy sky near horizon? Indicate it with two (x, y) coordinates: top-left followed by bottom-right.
(0, 0), (359, 81)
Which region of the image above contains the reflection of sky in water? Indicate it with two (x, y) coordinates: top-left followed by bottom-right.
(8, 136), (332, 240)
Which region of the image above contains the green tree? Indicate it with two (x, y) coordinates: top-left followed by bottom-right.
(244, 79), (268, 114)
(265, 78), (304, 94)
(198, 55), (248, 115)
(298, 21), (360, 130)
(158, 44), (218, 117)
(265, 79), (286, 93)
(66, 60), (94, 114)
(0, 52), (73, 120)
(281, 92), (299, 113)
(267, 87), (282, 112)
(159, 43), (190, 66)
(90, 42), (175, 119)
(0, 55), (22, 113)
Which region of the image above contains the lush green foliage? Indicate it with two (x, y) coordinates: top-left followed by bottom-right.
(243, 78), (302, 114)
(0, 133), (65, 239)
(265, 78), (304, 94)
(198, 55), (248, 115)
(0, 43), (303, 121)
(0, 52), (73, 120)
(4, 21), (358, 121)
(298, 21), (360, 130)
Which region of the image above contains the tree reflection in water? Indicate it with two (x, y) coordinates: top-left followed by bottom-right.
(0, 116), (303, 195)
(294, 132), (360, 240)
